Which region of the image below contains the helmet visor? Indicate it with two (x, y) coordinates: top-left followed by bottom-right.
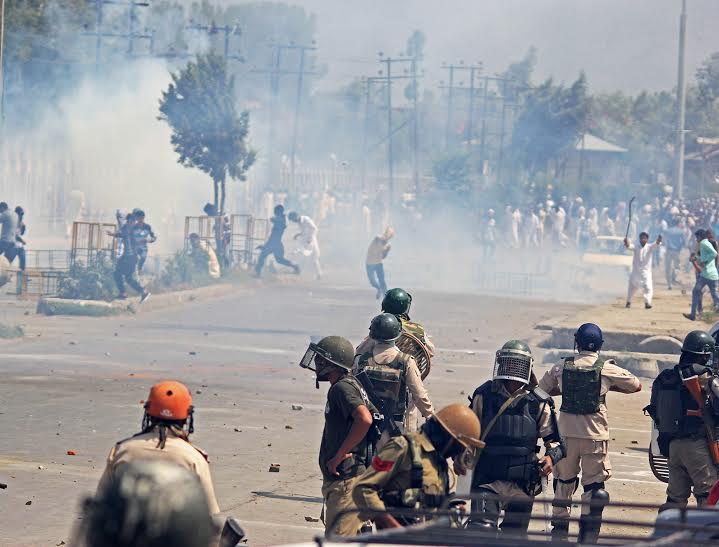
(493, 350), (533, 384)
(299, 343), (349, 372)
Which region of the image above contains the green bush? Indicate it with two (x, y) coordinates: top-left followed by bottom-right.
(157, 250), (214, 290)
(57, 253), (117, 301)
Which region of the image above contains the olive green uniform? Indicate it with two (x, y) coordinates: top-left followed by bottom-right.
(352, 432), (450, 522)
(539, 351), (641, 519)
(319, 376), (371, 536)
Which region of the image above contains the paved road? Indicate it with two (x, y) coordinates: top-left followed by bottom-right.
(0, 283), (662, 546)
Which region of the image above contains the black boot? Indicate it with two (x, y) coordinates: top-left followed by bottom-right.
(578, 515), (601, 544)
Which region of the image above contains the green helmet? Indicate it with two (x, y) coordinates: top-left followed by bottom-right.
(681, 330), (715, 356)
(493, 340), (533, 384)
(382, 288), (413, 316)
(316, 335), (355, 371)
(369, 313), (402, 342)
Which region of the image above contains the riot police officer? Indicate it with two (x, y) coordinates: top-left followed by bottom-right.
(466, 340), (565, 537)
(352, 404), (484, 529)
(97, 380), (221, 515)
(539, 323), (642, 543)
(300, 335), (376, 536)
(647, 330), (719, 511)
(357, 288), (435, 357)
(382, 288), (435, 355)
(355, 313), (434, 449)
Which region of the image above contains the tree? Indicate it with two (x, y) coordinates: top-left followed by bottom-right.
(511, 73), (590, 176)
(158, 52), (256, 215)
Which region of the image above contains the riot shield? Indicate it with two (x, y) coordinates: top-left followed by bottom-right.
(649, 420), (670, 483)
(396, 330), (432, 380)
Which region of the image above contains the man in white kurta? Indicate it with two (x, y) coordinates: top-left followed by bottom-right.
(289, 211), (322, 279)
(624, 232), (662, 309)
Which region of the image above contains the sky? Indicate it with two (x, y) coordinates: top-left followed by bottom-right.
(213, 0), (719, 94)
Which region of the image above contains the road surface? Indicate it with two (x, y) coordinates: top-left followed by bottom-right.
(0, 282), (661, 545)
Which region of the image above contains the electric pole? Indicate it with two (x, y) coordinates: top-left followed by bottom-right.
(0, 0), (6, 123)
(186, 22), (243, 61)
(440, 62), (482, 151)
(378, 54), (415, 203)
(84, 0), (151, 70)
(253, 43), (317, 188)
(674, 0), (688, 199)
(288, 44), (316, 189)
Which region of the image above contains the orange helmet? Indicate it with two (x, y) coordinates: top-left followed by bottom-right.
(144, 381), (193, 421)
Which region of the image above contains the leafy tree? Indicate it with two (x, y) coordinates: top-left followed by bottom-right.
(158, 52), (256, 215)
(511, 73), (590, 176)
(432, 151), (472, 195)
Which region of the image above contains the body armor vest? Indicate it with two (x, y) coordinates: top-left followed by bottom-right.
(356, 352), (410, 422)
(400, 317), (427, 344)
(471, 382), (542, 488)
(650, 366), (703, 438)
(560, 357), (605, 414)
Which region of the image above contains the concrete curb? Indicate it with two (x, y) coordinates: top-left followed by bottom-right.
(36, 284), (251, 317)
(541, 348), (678, 379)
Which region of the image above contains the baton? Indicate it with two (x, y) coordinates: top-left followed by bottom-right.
(624, 196), (636, 240)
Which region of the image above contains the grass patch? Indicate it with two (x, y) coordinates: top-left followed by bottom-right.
(0, 324), (24, 338)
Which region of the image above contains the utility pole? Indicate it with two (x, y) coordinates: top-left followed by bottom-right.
(410, 52), (421, 195)
(444, 64), (454, 150)
(466, 67), (478, 150)
(478, 75), (490, 165)
(253, 43), (317, 189)
(440, 62), (482, 151)
(288, 44), (316, 189)
(85, 0), (151, 70)
(378, 54), (415, 203)
(0, 0), (6, 123)
(382, 56), (394, 202)
(674, 0), (688, 199)
(186, 22), (243, 61)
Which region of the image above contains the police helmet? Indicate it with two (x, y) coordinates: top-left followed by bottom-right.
(288, 211), (299, 222)
(369, 313), (402, 342)
(493, 340), (533, 385)
(681, 330), (715, 356)
(315, 335), (355, 372)
(381, 288), (413, 316)
(274, 204), (285, 216)
(81, 461), (214, 547)
(575, 323), (604, 352)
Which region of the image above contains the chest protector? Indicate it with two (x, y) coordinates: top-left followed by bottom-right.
(472, 382), (541, 487)
(560, 357), (605, 414)
(401, 318), (427, 343)
(356, 352), (410, 422)
(650, 367), (702, 438)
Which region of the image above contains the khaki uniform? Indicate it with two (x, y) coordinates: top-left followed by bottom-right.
(539, 352), (640, 518)
(322, 477), (364, 536)
(352, 432), (450, 522)
(355, 343), (434, 448)
(661, 371), (718, 507)
(470, 385), (561, 500)
(97, 429), (221, 514)
(666, 437), (718, 504)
